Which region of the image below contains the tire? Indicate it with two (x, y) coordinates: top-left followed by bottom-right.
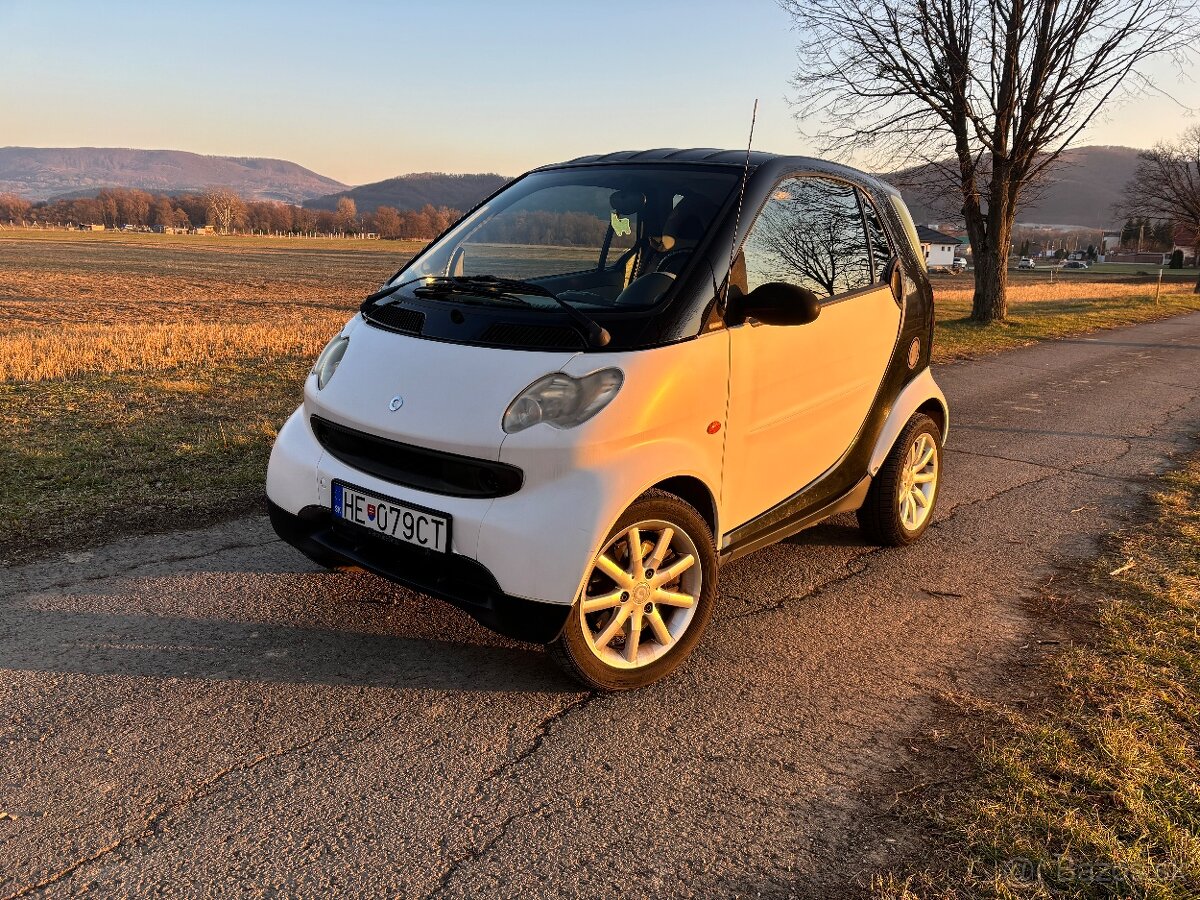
(549, 489), (719, 691)
(857, 413), (943, 547)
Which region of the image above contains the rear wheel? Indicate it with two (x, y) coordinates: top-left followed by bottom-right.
(857, 413), (943, 546)
(549, 490), (718, 690)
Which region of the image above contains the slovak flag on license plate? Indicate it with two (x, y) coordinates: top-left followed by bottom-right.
(367, 503), (376, 521)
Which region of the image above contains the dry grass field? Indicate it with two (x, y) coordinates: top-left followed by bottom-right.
(2, 229), (1198, 563)
(0, 230), (415, 564)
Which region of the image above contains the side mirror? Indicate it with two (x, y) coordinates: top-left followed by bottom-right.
(736, 281), (821, 326)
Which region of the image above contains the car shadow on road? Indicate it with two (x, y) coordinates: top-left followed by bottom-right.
(781, 513), (872, 548)
(1, 593), (574, 695)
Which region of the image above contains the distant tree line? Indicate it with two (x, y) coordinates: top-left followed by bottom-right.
(472, 210), (614, 247)
(0, 187), (628, 247)
(0, 187), (463, 239)
(1117, 217), (1177, 252)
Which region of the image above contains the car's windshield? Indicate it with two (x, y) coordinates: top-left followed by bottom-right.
(388, 166), (739, 311)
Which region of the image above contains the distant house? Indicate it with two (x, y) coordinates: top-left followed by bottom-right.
(916, 225), (959, 268)
(1173, 224), (1198, 264)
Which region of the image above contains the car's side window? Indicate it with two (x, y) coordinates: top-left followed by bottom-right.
(740, 176), (873, 300)
(858, 190), (895, 282)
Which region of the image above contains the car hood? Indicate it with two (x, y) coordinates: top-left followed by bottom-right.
(304, 317), (580, 461)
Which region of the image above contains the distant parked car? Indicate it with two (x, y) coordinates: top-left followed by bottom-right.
(950, 257), (966, 271)
(1061, 260), (1089, 270)
(1017, 257), (1036, 270)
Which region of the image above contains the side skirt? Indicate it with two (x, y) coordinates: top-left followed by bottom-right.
(719, 474), (872, 564)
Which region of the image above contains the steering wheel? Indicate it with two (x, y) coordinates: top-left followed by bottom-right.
(654, 248), (694, 276)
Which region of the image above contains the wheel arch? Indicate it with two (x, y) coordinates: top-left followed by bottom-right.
(916, 396), (948, 440)
(868, 368), (949, 477)
(649, 475), (719, 543)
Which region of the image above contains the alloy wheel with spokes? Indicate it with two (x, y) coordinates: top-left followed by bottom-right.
(857, 412), (943, 547)
(550, 491), (718, 690)
(898, 432), (938, 531)
(580, 519), (702, 669)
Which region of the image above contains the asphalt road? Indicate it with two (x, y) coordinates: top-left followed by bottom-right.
(3, 312), (1199, 898)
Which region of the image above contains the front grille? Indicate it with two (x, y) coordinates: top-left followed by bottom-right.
(363, 304), (426, 334)
(310, 415), (522, 499)
(481, 322), (584, 349)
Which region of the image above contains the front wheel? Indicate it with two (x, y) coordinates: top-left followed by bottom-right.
(549, 490), (718, 691)
(857, 413), (943, 546)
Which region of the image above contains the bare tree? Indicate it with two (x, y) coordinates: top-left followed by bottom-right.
(1119, 125), (1200, 293)
(334, 197), (358, 234)
(372, 205), (402, 239)
(149, 196), (175, 230)
(780, 0), (1198, 322)
(0, 193), (31, 225)
(203, 188), (246, 234)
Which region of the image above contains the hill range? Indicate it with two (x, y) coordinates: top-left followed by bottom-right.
(891, 145), (1141, 228)
(0, 147), (347, 204)
(3, 145), (1144, 228)
(304, 173), (508, 215)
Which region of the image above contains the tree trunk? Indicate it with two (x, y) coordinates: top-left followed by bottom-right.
(969, 209), (1013, 323)
(971, 248), (1009, 321)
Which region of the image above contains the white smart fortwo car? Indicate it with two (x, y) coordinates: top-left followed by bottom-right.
(267, 149), (948, 690)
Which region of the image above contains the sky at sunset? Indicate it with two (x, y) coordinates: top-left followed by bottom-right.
(2, 0), (1195, 186)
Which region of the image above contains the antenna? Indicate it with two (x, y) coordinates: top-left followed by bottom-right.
(722, 98), (758, 309)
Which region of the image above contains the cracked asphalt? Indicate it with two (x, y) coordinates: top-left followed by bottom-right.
(2, 312), (1199, 898)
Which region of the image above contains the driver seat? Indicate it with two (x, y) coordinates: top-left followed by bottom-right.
(652, 199), (712, 277)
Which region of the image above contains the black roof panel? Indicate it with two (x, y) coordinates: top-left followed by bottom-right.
(535, 148), (901, 198)
(550, 148), (781, 166)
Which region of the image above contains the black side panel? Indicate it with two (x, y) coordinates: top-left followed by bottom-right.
(722, 475), (872, 562)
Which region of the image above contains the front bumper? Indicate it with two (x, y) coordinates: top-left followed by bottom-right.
(267, 499), (571, 644)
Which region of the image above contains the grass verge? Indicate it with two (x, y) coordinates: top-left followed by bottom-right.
(932, 285), (1200, 363)
(877, 451), (1200, 898)
(0, 358), (309, 566)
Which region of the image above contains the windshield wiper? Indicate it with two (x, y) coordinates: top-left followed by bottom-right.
(361, 275), (611, 347)
(455, 276), (612, 348)
(411, 279), (533, 307)
(361, 276), (531, 311)
(361, 277), (423, 310)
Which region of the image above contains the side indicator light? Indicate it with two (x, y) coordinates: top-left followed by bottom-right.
(707, 421), (722, 434)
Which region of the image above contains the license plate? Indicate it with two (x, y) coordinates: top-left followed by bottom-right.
(331, 481), (451, 553)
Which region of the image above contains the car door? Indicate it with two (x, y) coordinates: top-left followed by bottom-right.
(722, 176), (902, 531)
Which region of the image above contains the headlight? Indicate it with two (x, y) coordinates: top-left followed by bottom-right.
(502, 368), (624, 434)
(312, 335), (349, 390)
